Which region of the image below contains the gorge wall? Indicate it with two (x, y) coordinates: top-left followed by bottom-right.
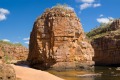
(27, 5), (94, 70)
(91, 19), (120, 66)
(0, 41), (28, 61)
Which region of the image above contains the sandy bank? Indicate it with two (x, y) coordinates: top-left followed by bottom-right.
(11, 64), (64, 80)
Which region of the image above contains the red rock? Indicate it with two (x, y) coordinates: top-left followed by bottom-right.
(28, 5), (94, 70)
(0, 42), (28, 61)
(92, 19), (120, 65)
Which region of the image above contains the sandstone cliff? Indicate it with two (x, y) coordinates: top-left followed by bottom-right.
(0, 41), (28, 62)
(28, 5), (94, 70)
(87, 19), (120, 66)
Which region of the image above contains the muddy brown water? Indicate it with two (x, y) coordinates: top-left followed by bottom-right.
(48, 66), (120, 80)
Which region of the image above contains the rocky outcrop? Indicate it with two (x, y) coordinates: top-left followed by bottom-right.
(0, 41), (28, 61)
(91, 19), (120, 65)
(28, 5), (94, 70)
(0, 62), (16, 80)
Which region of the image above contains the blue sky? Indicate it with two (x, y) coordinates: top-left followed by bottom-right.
(0, 0), (120, 47)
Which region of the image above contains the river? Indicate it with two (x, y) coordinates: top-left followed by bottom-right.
(48, 66), (120, 80)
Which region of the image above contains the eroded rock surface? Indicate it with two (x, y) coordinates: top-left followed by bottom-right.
(28, 5), (94, 70)
(0, 62), (16, 80)
(0, 42), (28, 61)
(92, 19), (120, 65)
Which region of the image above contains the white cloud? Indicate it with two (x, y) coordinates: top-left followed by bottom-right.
(80, 3), (92, 10)
(23, 37), (29, 44)
(76, 0), (101, 10)
(0, 8), (9, 14)
(97, 17), (114, 24)
(2, 39), (10, 42)
(0, 8), (10, 21)
(0, 14), (6, 21)
(24, 41), (29, 44)
(76, 0), (95, 3)
(100, 14), (104, 17)
(108, 17), (114, 20)
(23, 37), (29, 40)
(80, 3), (101, 10)
(93, 3), (101, 7)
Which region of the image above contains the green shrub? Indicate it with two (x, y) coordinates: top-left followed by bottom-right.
(52, 3), (68, 9)
(86, 23), (111, 39)
(4, 54), (10, 64)
(0, 40), (23, 46)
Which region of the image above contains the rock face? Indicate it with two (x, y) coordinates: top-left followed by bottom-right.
(0, 42), (28, 61)
(92, 19), (120, 65)
(28, 5), (94, 70)
(0, 63), (16, 80)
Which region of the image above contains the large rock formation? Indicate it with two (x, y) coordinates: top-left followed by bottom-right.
(0, 41), (28, 61)
(28, 5), (94, 70)
(91, 19), (120, 65)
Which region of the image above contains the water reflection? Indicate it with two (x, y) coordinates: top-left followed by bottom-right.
(48, 66), (120, 80)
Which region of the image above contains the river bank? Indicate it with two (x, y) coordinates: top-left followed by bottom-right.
(11, 64), (64, 80)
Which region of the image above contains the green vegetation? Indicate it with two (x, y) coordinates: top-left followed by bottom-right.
(86, 23), (112, 40)
(52, 3), (68, 8)
(52, 3), (73, 11)
(0, 40), (24, 64)
(4, 54), (11, 64)
(0, 40), (23, 46)
(1, 48), (11, 64)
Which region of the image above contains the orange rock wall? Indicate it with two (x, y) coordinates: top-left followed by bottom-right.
(28, 7), (94, 70)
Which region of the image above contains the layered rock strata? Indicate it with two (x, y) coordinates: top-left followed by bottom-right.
(28, 5), (94, 70)
(0, 42), (28, 61)
(92, 19), (120, 65)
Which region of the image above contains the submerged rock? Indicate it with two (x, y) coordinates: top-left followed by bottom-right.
(116, 67), (120, 70)
(77, 73), (101, 77)
(27, 5), (94, 70)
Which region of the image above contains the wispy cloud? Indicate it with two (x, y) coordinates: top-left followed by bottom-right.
(23, 37), (29, 44)
(80, 3), (92, 10)
(97, 17), (114, 24)
(24, 41), (29, 44)
(93, 3), (101, 7)
(23, 37), (29, 40)
(76, 0), (95, 3)
(108, 17), (114, 20)
(99, 14), (104, 17)
(76, 0), (101, 10)
(2, 39), (10, 42)
(0, 8), (10, 21)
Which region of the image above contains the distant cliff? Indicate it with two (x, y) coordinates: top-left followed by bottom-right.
(0, 41), (28, 62)
(27, 4), (94, 70)
(87, 19), (120, 66)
